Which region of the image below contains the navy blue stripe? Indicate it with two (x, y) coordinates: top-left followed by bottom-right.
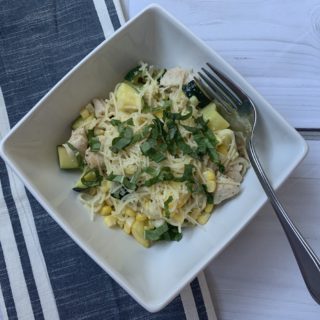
(0, 158), (44, 320)
(0, 242), (18, 320)
(105, 0), (121, 30)
(27, 188), (187, 320)
(191, 278), (208, 320)
(0, 1), (193, 318)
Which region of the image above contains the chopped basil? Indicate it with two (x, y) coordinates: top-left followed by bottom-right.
(144, 166), (174, 186)
(110, 118), (135, 153)
(81, 169), (102, 187)
(110, 127), (134, 153)
(141, 99), (172, 114)
(144, 223), (168, 241)
(111, 186), (130, 200)
(144, 222), (182, 242)
(174, 164), (195, 183)
(107, 171), (140, 191)
(143, 164), (195, 187)
(124, 65), (145, 85)
(164, 196), (173, 218)
(140, 118), (167, 163)
(87, 130), (101, 152)
(163, 106), (193, 121)
(182, 116), (224, 171)
(131, 125), (151, 144)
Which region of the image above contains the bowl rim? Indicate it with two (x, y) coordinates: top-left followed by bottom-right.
(0, 3), (308, 312)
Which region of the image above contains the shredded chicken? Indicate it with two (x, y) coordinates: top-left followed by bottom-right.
(68, 127), (88, 155)
(225, 157), (249, 183)
(93, 98), (107, 118)
(85, 150), (105, 169)
(214, 173), (240, 205)
(160, 67), (187, 87)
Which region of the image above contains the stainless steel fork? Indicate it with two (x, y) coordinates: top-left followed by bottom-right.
(198, 62), (320, 304)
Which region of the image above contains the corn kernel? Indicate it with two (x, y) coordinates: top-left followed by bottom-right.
(136, 213), (147, 222)
(117, 219), (124, 228)
(105, 198), (112, 206)
(204, 203), (214, 214)
(172, 211), (184, 224)
(217, 144), (228, 155)
(177, 194), (189, 208)
(168, 202), (175, 210)
(100, 205), (112, 216)
(197, 213), (211, 225)
(124, 164), (137, 175)
(123, 217), (134, 235)
(101, 180), (111, 193)
(132, 220), (150, 248)
(206, 181), (216, 193)
(104, 215), (117, 227)
(154, 110), (163, 118)
(190, 208), (201, 220)
(80, 108), (91, 119)
(125, 208), (136, 217)
(94, 127), (105, 136)
(123, 223), (131, 234)
(203, 169), (215, 181)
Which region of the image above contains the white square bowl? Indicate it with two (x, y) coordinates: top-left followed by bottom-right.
(0, 4), (307, 312)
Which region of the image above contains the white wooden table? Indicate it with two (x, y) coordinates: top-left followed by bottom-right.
(124, 1), (320, 318)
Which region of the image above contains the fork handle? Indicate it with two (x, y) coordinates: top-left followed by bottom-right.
(247, 140), (320, 304)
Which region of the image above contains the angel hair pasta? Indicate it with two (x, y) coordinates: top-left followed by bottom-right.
(57, 63), (249, 247)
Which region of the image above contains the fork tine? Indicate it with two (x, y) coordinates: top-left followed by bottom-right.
(201, 67), (241, 107)
(198, 72), (237, 111)
(206, 62), (247, 102)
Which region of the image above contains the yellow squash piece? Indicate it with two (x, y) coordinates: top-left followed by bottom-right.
(202, 102), (230, 131)
(116, 82), (142, 112)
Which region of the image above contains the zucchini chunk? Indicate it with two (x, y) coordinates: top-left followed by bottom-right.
(202, 102), (230, 131)
(57, 145), (79, 169)
(71, 114), (94, 130)
(116, 82), (142, 112)
(182, 80), (210, 108)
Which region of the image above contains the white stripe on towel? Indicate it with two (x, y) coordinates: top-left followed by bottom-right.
(198, 272), (218, 320)
(113, 0), (126, 24)
(92, 0), (116, 37)
(0, 88), (60, 320)
(0, 189), (34, 320)
(180, 284), (200, 320)
(0, 283), (8, 320)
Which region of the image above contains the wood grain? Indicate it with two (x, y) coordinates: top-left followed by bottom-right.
(206, 140), (320, 320)
(124, 0), (320, 129)
(123, 1), (320, 318)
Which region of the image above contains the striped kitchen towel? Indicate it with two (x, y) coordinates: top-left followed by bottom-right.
(0, 1), (217, 319)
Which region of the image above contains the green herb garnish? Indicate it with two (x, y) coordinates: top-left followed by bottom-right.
(81, 169), (103, 187)
(144, 222), (182, 242)
(164, 196), (173, 218)
(143, 166), (174, 186)
(140, 118), (167, 163)
(182, 116), (224, 171)
(110, 118), (135, 153)
(107, 171), (140, 191)
(87, 129), (101, 152)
